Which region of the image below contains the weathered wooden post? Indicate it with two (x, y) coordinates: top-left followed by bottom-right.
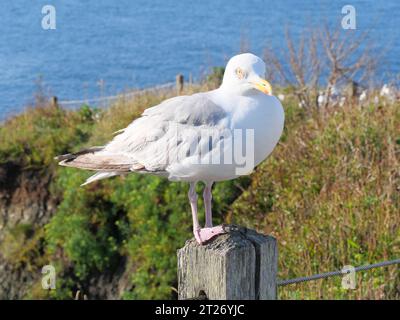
(50, 96), (58, 109)
(176, 74), (184, 95)
(177, 225), (278, 300)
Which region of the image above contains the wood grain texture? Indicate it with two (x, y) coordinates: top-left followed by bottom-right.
(177, 225), (277, 300)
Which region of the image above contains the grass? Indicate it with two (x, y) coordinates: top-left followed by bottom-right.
(0, 80), (399, 299)
(0, 103), (95, 168)
(230, 97), (400, 299)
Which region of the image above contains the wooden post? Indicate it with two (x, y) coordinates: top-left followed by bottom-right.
(346, 80), (359, 102)
(50, 96), (58, 109)
(177, 225), (278, 300)
(176, 74), (184, 95)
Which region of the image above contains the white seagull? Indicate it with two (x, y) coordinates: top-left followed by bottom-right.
(56, 53), (285, 244)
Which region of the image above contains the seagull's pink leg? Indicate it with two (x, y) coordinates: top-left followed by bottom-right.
(204, 181), (214, 228)
(188, 182), (202, 244)
(196, 181), (226, 243)
(186, 181), (225, 245)
(197, 225), (226, 244)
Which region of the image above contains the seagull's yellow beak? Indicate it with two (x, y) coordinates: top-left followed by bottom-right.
(251, 77), (272, 95)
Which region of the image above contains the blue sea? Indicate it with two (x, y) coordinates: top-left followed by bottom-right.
(0, 0), (399, 119)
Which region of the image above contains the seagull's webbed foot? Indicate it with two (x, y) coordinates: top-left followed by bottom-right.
(193, 225), (226, 244)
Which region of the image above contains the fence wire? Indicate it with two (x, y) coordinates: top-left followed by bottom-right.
(277, 258), (400, 286)
(58, 82), (175, 107)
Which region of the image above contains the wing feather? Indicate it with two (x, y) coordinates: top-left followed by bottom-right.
(102, 93), (229, 171)
(56, 92), (229, 179)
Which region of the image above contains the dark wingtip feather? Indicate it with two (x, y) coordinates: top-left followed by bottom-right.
(54, 146), (104, 163)
(54, 153), (74, 161)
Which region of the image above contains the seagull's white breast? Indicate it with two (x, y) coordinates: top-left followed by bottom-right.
(228, 93), (285, 168)
(168, 91), (284, 182)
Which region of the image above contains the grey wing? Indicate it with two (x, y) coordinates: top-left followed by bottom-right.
(104, 92), (229, 171)
(57, 92), (229, 174)
(142, 93), (227, 126)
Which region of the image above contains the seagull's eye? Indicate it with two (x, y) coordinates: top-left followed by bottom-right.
(235, 67), (247, 80)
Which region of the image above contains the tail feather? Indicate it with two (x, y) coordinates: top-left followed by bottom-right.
(55, 146), (104, 162)
(55, 146), (166, 184)
(81, 171), (119, 186)
(55, 146), (137, 172)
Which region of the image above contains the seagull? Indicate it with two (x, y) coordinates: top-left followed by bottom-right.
(339, 96), (346, 107)
(55, 53), (285, 244)
(380, 84), (396, 102)
(380, 84), (391, 97)
(317, 91), (325, 108)
(359, 90), (367, 103)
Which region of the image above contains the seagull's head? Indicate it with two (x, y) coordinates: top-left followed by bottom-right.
(221, 53), (272, 96)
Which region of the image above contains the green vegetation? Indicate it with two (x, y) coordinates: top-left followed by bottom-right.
(0, 82), (399, 299)
(206, 67), (225, 87)
(0, 104), (96, 168)
(231, 97), (400, 299)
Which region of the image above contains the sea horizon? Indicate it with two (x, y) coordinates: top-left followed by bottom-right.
(1, 0), (399, 119)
